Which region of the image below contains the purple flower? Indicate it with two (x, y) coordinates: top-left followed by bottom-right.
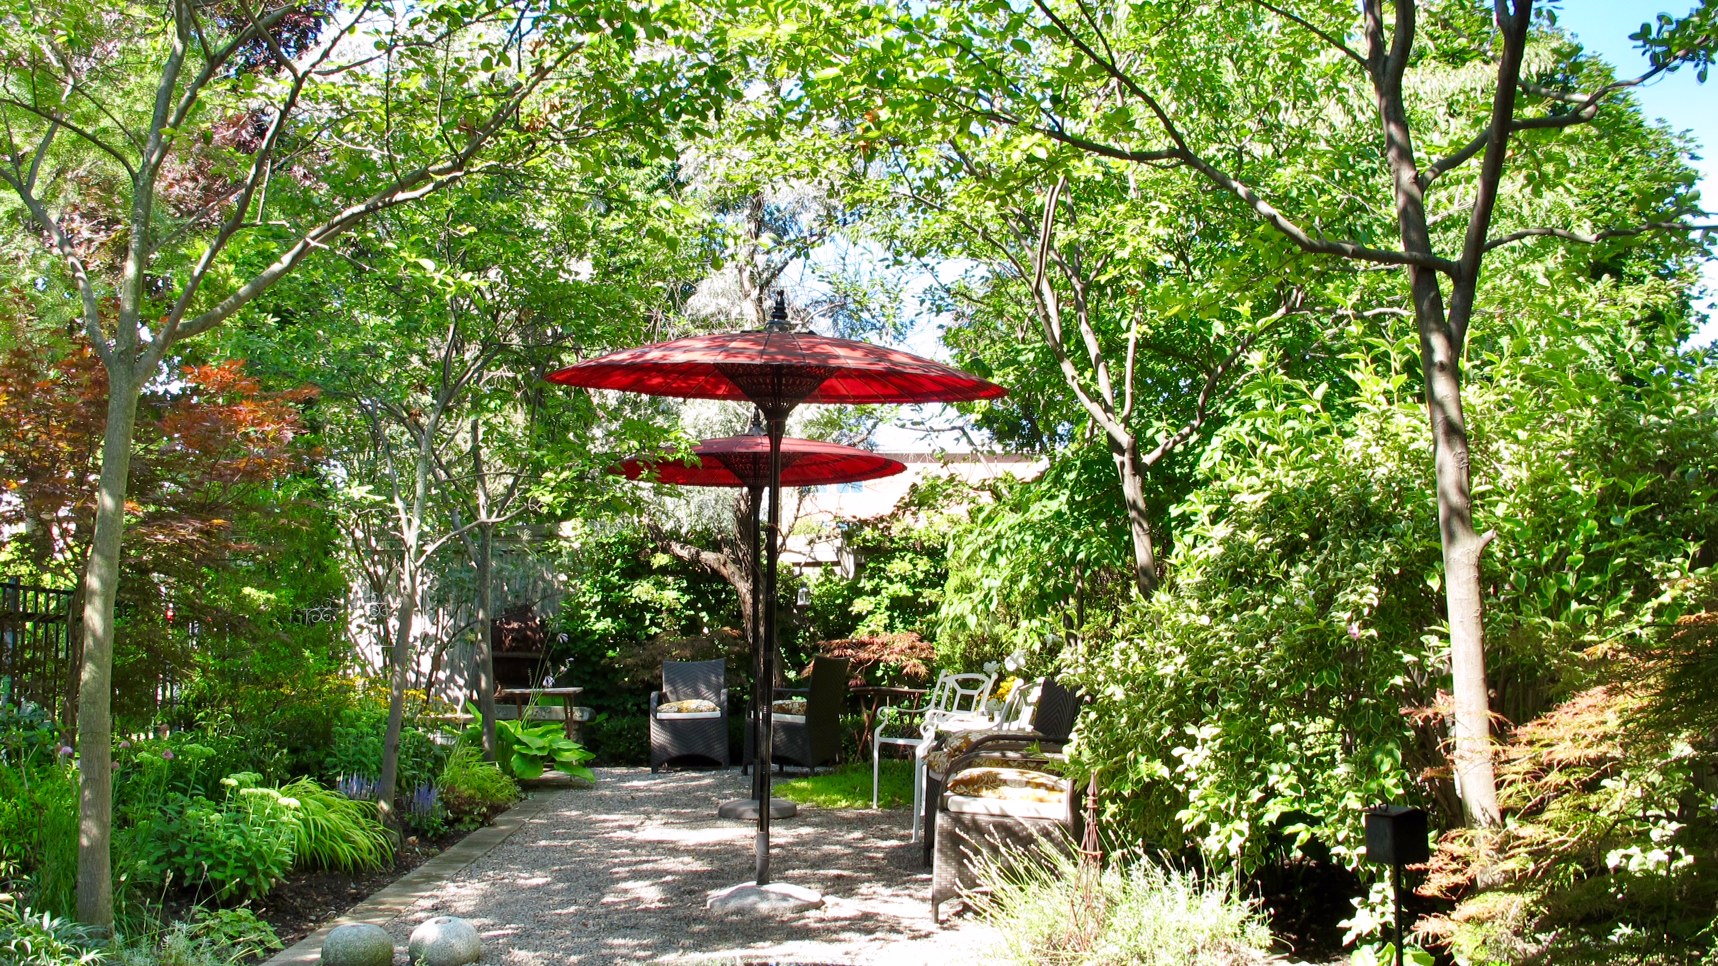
(1347, 622), (1362, 641)
(58, 745), (74, 757)
(161, 748), (176, 761)
(118, 740), (131, 750)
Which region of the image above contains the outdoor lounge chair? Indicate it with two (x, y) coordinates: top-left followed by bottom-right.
(766, 655), (851, 774)
(873, 669), (998, 837)
(929, 738), (1082, 923)
(921, 676), (1083, 867)
(649, 659), (729, 772)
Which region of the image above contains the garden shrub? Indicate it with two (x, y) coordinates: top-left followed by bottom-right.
(114, 907), (281, 966)
(0, 895), (107, 966)
(1419, 612), (1718, 964)
(124, 774), (298, 901)
(33, 771), (79, 919)
(1068, 304), (1718, 886)
(274, 779), (393, 872)
(320, 699), (447, 793)
(437, 745), (518, 830)
(0, 708), (78, 916)
(803, 476), (971, 647)
(580, 712), (648, 767)
(816, 633), (934, 688)
(972, 848), (1272, 965)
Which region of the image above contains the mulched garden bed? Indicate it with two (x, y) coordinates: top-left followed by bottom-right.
(248, 832), (467, 949)
(144, 828), (474, 957)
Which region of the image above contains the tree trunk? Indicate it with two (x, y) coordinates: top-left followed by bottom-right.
(376, 564), (416, 827)
(377, 431), (434, 825)
(74, 371), (142, 931)
(475, 522), (498, 762)
(1107, 436), (1159, 598)
(1419, 315), (1501, 827)
(1367, 0), (1503, 827)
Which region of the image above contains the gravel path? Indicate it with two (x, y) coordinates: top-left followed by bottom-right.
(380, 767), (999, 965)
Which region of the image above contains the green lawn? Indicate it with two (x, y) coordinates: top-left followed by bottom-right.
(772, 758), (915, 809)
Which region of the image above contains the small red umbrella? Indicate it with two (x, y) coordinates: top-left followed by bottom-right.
(614, 434), (907, 489)
(553, 294), (1003, 886)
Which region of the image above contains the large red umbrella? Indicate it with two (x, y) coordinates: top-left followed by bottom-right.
(549, 333), (1005, 412)
(553, 294), (1004, 886)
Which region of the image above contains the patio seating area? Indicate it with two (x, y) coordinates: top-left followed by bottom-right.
(6, 4), (1714, 962)
(369, 769), (996, 965)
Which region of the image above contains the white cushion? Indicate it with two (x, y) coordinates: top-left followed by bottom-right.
(943, 794), (1066, 821)
(771, 713), (806, 724)
(659, 698), (720, 714)
(656, 710), (722, 720)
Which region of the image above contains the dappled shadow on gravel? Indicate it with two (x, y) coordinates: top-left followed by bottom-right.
(380, 768), (994, 965)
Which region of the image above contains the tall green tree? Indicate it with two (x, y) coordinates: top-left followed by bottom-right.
(0, 0), (727, 925)
(786, 0), (1715, 828)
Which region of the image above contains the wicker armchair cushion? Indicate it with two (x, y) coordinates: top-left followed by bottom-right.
(943, 794), (1067, 820)
(946, 766), (1067, 803)
(771, 697), (808, 715)
(657, 698), (721, 717)
(924, 727), (1034, 779)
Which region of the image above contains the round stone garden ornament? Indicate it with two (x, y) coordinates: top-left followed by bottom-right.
(321, 923), (394, 966)
(408, 916), (482, 966)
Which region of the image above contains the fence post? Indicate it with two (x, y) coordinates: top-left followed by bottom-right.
(1, 577), (16, 707)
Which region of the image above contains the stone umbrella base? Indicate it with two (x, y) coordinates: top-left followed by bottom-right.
(706, 882), (825, 914)
(716, 797), (798, 819)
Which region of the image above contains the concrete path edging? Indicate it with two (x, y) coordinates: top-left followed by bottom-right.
(263, 790), (559, 966)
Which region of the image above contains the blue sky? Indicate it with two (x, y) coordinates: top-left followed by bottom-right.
(1556, 3), (1715, 341)
(1557, 3), (1714, 192)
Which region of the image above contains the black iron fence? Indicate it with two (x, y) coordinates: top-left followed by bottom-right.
(0, 579), (73, 723)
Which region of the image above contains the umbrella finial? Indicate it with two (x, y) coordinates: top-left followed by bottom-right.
(768, 291), (791, 332)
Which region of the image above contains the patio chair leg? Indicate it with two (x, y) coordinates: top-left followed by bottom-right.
(872, 737), (880, 809)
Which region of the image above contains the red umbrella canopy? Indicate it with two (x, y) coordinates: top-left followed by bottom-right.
(613, 435), (906, 489)
(547, 304), (1005, 412)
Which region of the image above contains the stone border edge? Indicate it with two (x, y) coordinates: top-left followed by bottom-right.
(262, 790), (559, 966)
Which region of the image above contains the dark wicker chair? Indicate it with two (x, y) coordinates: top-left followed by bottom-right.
(649, 659), (729, 772)
(930, 743), (1082, 923)
(922, 676), (1083, 867)
(767, 656), (851, 774)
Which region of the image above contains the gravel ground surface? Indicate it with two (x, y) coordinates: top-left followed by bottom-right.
(380, 767), (999, 965)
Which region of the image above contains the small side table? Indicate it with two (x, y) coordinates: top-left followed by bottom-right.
(495, 687), (585, 741)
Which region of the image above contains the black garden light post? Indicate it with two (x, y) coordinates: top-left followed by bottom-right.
(1364, 804), (1429, 966)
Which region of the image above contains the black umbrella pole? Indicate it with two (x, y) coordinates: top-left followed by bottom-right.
(747, 486), (764, 806)
(756, 419), (786, 886)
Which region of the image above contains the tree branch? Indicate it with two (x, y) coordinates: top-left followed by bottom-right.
(1484, 219), (1718, 253)
(171, 49), (563, 343)
(1138, 292), (1302, 469)
(1024, 0), (1454, 273)
(0, 165), (111, 367)
(0, 97), (138, 178)
(1246, 0), (1366, 66)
